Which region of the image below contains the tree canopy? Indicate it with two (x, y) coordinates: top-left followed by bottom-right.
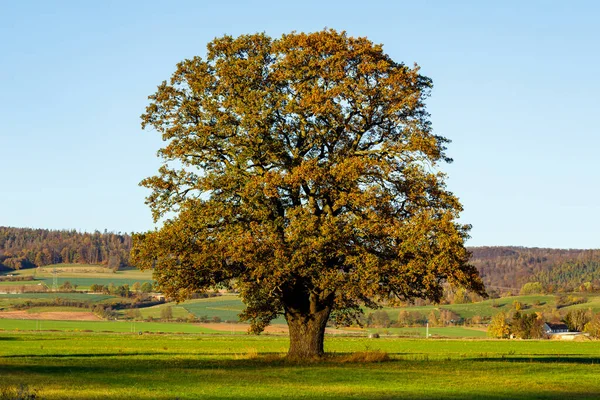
(131, 30), (485, 358)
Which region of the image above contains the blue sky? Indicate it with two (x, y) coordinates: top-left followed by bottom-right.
(1, 1), (598, 248)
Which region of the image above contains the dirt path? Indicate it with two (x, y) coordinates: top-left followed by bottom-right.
(0, 311), (101, 321)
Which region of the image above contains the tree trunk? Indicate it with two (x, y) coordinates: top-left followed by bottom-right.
(285, 303), (332, 359)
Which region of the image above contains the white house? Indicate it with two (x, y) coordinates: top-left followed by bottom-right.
(543, 322), (569, 334)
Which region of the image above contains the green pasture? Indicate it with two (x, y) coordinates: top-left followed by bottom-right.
(0, 293), (119, 311)
(0, 293), (116, 302)
(181, 295), (288, 324)
(358, 294), (558, 324)
(0, 264), (154, 290)
(0, 313), (487, 339)
(368, 326), (487, 338)
(0, 281), (41, 286)
(181, 295), (246, 320)
(0, 319), (222, 334)
(442, 294), (555, 317)
(378, 293), (600, 321)
(31, 276), (153, 290)
(126, 302), (192, 320)
(561, 295), (600, 313)
(0, 333), (599, 399)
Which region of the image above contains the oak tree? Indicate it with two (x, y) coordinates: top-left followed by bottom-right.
(131, 30), (485, 358)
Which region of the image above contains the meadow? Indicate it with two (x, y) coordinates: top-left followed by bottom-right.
(0, 319), (223, 334)
(2, 266), (600, 398)
(1, 332), (599, 399)
(4, 264), (600, 326)
(0, 265), (153, 291)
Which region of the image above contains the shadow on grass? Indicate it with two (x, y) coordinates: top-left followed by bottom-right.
(0, 350), (424, 360)
(0, 352), (191, 359)
(3, 355), (600, 400)
(471, 356), (600, 364)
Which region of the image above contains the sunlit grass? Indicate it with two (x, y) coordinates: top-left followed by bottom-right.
(0, 333), (599, 399)
(0, 319), (222, 333)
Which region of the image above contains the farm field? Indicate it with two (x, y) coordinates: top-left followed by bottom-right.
(175, 292), (600, 326)
(378, 293), (600, 320)
(3, 289), (600, 338)
(0, 293), (123, 311)
(3, 264), (600, 342)
(0, 333), (599, 399)
(367, 326), (487, 338)
(0, 318), (223, 334)
(180, 295), (288, 324)
(0, 264), (154, 291)
(0, 316), (480, 337)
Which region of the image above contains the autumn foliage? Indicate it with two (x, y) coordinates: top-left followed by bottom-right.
(131, 30), (485, 358)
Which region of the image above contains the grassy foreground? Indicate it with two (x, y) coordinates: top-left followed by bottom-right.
(1, 333), (600, 399)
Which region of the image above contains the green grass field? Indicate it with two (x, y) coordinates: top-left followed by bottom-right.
(5, 264), (600, 324)
(0, 333), (599, 399)
(0, 264), (154, 290)
(180, 295), (288, 324)
(0, 319), (224, 334)
(0, 293), (121, 313)
(367, 326), (487, 338)
(123, 302), (192, 320)
(378, 293), (600, 321)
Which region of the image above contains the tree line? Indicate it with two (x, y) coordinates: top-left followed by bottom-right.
(0, 227), (132, 270)
(2, 227), (599, 297)
(470, 246), (600, 294)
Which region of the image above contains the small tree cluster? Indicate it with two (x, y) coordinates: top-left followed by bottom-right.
(584, 312), (600, 338)
(13, 298), (91, 310)
(93, 305), (117, 319)
(160, 306), (173, 321)
(367, 311), (391, 328)
(124, 308), (142, 320)
(88, 283), (133, 297)
(0, 275), (34, 282)
(488, 311), (544, 339)
(396, 310), (427, 327)
(467, 315), (487, 326)
(511, 312), (545, 339)
(519, 282), (544, 295)
(563, 309), (592, 332)
(555, 294), (587, 309)
(60, 281), (76, 291)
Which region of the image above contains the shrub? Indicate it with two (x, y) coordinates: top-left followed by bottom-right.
(340, 351), (390, 363)
(556, 295), (587, 309)
(125, 309), (142, 320)
(140, 282), (153, 293)
(160, 306), (173, 321)
(367, 311), (390, 328)
(520, 282), (544, 295)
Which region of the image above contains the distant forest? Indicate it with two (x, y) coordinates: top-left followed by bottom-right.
(471, 247), (600, 293)
(1, 227), (599, 293)
(0, 227), (131, 271)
